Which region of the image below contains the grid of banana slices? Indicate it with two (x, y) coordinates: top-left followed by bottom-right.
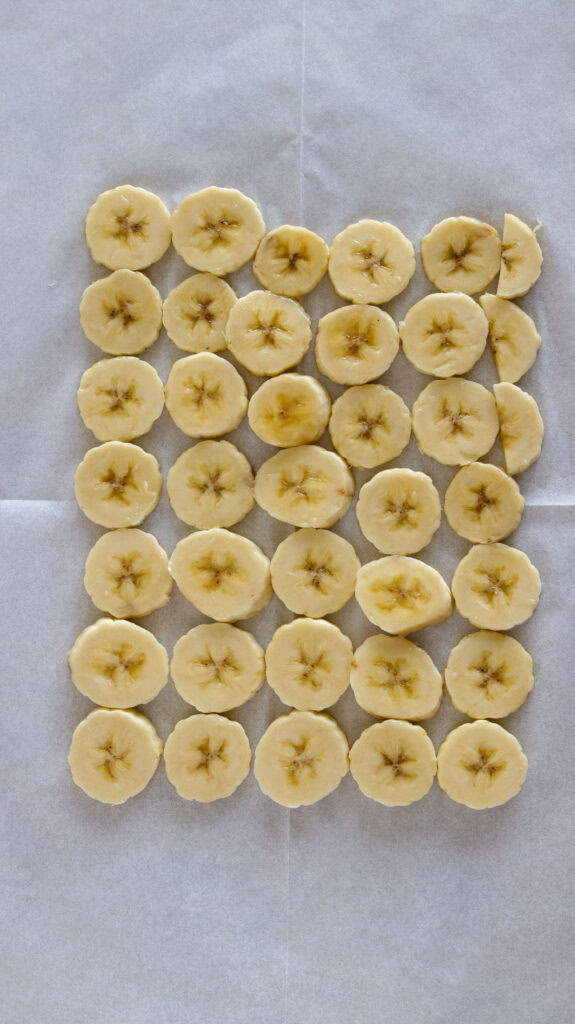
(69, 185), (544, 812)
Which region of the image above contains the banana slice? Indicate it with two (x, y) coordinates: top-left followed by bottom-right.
(497, 213), (543, 299)
(225, 290), (312, 376)
(164, 714), (251, 802)
(412, 378), (499, 465)
(84, 528), (172, 619)
(165, 352), (247, 438)
(68, 618), (169, 708)
(254, 711), (349, 807)
(80, 270), (163, 355)
(74, 442), (162, 529)
(437, 721), (528, 809)
(248, 374), (330, 448)
(315, 304), (399, 385)
(452, 542), (541, 630)
(169, 528), (271, 622)
(421, 216), (501, 294)
(356, 555), (452, 635)
(479, 294), (541, 383)
(350, 720), (436, 806)
(444, 462), (524, 543)
(166, 440), (254, 529)
(254, 445), (355, 527)
(351, 634), (443, 720)
(265, 618), (353, 711)
(494, 382), (544, 475)
(270, 528), (360, 617)
(253, 225), (329, 297)
(163, 273), (237, 352)
(68, 708), (162, 803)
(171, 186), (264, 274)
(356, 468), (441, 555)
(399, 292), (488, 377)
(329, 384), (411, 469)
(85, 185), (171, 270)
(171, 623), (264, 712)
(445, 630), (534, 719)
(77, 357), (165, 443)
(328, 219), (415, 304)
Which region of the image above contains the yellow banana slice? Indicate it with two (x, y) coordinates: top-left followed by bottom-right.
(169, 528), (271, 622)
(328, 219), (415, 303)
(254, 711), (349, 807)
(84, 528), (172, 619)
(329, 384), (411, 469)
(497, 213), (543, 298)
(80, 269), (162, 355)
(68, 618), (169, 708)
(164, 714), (251, 802)
(421, 216), (501, 294)
(315, 304), (399, 385)
(254, 444), (355, 527)
(356, 555), (452, 635)
(171, 623), (264, 712)
(356, 468), (441, 555)
(399, 292), (488, 377)
(253, 224), (329, 297)
(452, 542), (541, 629)
(77, 357), (164, 442)
(350, 720), (436, 806)
(171, 186), (265, 274)
(437, 720), (527, 809)
(68, 708), (162, 803)
(248, 373), (331, 447)
(163, 273), (237, 352)
(494, 382), (544, 475)
(166, 440), (254, 529)
(74, 441), (162, 529)
(351, 634), (443, 720)
(479, 294), (541, 383)
(265, 618), (353, 711)
(225, 290), (312, 376)
(444, 462), (524, 543)
(165, 352), (247, 438)
(412, 378), (499, 465)
(445, 630), (534, 719)
(85, 185), (171, 270)
(270, 528), (360, 617)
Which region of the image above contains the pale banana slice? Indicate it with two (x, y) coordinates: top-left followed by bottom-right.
(171, 186), (264, 274)
(68, 618), (169, 708)
(452, 542), (541, 630)
(329, 384), (411, 469)
(479, 294), (541, 383)
(315, 304), (399, 385)
(399, 292), (488, 377)
(350, 720), (436, 806)
(225, 290), (312, 376)
(163, 273), (237, 352)
(412, 378), (499, 465)
(166, 440), (254, 529)
(265, 618), (353, 711)
(356, 555), (452, 635)
(494, 382), (544, 475)
(444, 462), (524, 543)
(254, 445), (355, 527)
(497, 213), (543, 299)
(80, 270), (163, 355)
(351, 634), (443, 720)
(248, 374), (330, 448)
(164, 714), (251, 802)
(445, 631), (534, 719)
(328, 219), (415, 304)
(84, 529), (172, 619)
(68, 708), (162, 803)
(85, 185), (171, 270)
(421, 216), (501, 294)
(171, 623), (264, 712)
(74, 442), (162, 529)
(437, 720), (527, 809)
(356, 468), (441, 555)
(253, 225), (329, 297)
(254, 711), (349, 807)
(165, 352), (247, 438)
(77, 357), (164, 442)
(169, 528), (271, 622)
(270, 528), (360, 617)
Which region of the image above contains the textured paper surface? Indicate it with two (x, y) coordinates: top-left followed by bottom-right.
(1, 2), (575, 1022)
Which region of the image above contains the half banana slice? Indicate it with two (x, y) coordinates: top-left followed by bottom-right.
(84, 528), (172, 619)
(74, 442), (162, 529)
(479, 294), (541, 383)
(497, 213), (543, 299)
(253, 225), (329, 297)
(164, 714), (251, 802)
(452, 542), (541, 629)
(166, 440), (254, 529)
(444, 462), (524, 543)
(412, 378), (499, 465)
(254, 445), (355, 527)
(163, 273), (237, 352)
(328, 219), (415, 304)
(270, 528), (360, 617)
(315, 304), (399, 385)
(356, 468), (441, 555)
(248, 374), (331, 447)
(68, 708), (162, 803)
(356, 555), (452, 634)
(165, 352), (248, 437)
(351, 634), (443, 720)
(399, 292), (488, 377)
(445, 630), (534, 719)
(171, 186), (265, 274)
(421, 216), (501, 294)
(254, 711), (349, 807)
(494, 382), (544, 475)
(80, 270), (163, 355)
(350, 720), (436, 806)
(437, 721), (528, 809)
(329, 384), (411, 469)
(77, 357), (165, 442)
(265, 618), (353, 711)
(85, 185), (171, 270)
(169, 528), (271, 622)
(225, 290), (312, 376)
(68, 618), (169, 708)
(171, 623), (264, 712)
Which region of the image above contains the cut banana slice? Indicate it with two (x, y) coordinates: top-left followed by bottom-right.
(171, 623), (264, 712)
(270, 528), (360, 617)
(328, 219), (415, 304)
(315, 304), (399, 385)
(350, 720), (436, 806)
(356, 555), (452, 635)
(85, 185), (171, 270)
(444, 462), (524, 543)
(74, 442), (162, 529)
(84, 528), (172, 619)
(80, 270), (163, 355)
(68, 618), (169, 708)
(421, 216), (501, 294)
(163, 273), (237, 353)
(452, 542), (541, 630)
(399, 292), (488, 377)
(329, 384), (411, 469)
(165, 352), (247, 438)
(68, 708), (162, 803)
(248, 374), (331, 448)
(497, 213), (543, 299)
(412, 378), (499, 465)
(437, 720), (527, 809)
(356, 468), (441, 555)
(445, 630), (534, 719)
(265, 618), (353, 711)
(254, 711), (349, 807)
(494, 382), (544, 475)
(77, 357), (165, 443)
(169, 528), (271, 622)
(171, 186), (265, 274)
(351, 634), (443, 720)
(164, 714), (251, 802)
(254, 445), (355, 527)
(166, 440), (254, 529)
(253, 225), (329, 297)
(225, 290), (312, 376)
(479, 294), (541, 383)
